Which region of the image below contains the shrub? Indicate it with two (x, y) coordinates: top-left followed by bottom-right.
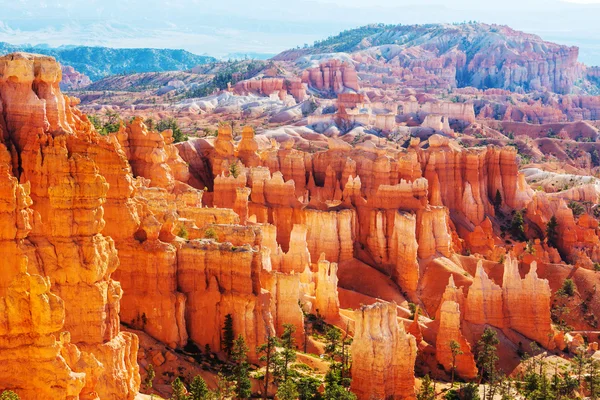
(204, 228), (217, 239)
(511, 210), (526, 241)
(559, 278), (576, 297)
(157, 118), (187, 143)
(546, 216), (559, 248)
(0, 391), (20, 400)
(568, 201), (585, 217)
(177, 226), (188, 240)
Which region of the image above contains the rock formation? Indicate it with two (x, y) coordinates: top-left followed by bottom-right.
(436, 300), (478, 380)
(502, 257), (555, 349)
(302, 60), (360, 95)
(351, 302), (417, 400)
(0, 52), (140, 399)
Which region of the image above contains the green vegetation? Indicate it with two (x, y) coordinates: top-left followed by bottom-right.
(312, 24), (393, 52)
(231, 335), (252, 399)
(0, 392), (20, 400)
(185, 60), (265, 98)
(592, 150), (600, 167)
(229, 162), (240, 179)
(257, 334), (279, 399)
(177, 226), (188, 240)
(277, 379), (299, 400)
(476, 327), (500, 399)
(510, 210), (526, 241)
(171, 377), (187, 400)
(417, 375), (435, 400)
(188, 375), (209, 400)
(156, 118), (187, 143)
(88, 110), (121, 136)
(204, 228), (217, 240)
(567, 201), (585, 217)
(222, 314), (235, 359)
(546, 216), (559, 248)
(515, 342), (581, 400)
(559, 278), (576, 297)
(444, 383), (481, 400)
(144, 364), (155, 393)
(297, 376), (321, 400)
(494, 189), (502, 212)
(450, 340), (463, 388)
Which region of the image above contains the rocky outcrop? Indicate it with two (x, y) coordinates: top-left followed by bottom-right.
(234, 77), (307, 102)
(177, 241), (274, 362)
(0, 52), (140, 399)
(351, 302), (417, 400)
(302, 60), (360, 95)
(60, 65), (92, 91)
(502, 257), (555, 349)
(436, 300), (478, 380)
(465, 262), (504, 327)
(314, 255), (340, 320)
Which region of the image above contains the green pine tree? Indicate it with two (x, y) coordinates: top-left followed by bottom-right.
(277, 379), (299, 400)
(222, 314), (235, 359)
(511, 210), (526, 241)
(546, 215), (559, 248)
(416, 375), (435, 400)
(494, 189), (502, 212)
(189, 375), (209, 400)
(476, 327), (500, 400)
(257, 334), (280, 400)
(297, 376), (321, 400)
(231, 335), (252, 399)
(170, 377), (187, 400)
(280, 324), (297, 381)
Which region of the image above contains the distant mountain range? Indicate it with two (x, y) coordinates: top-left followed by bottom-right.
(0, 42), (217, 81)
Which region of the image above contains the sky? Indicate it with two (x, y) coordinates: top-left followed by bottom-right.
(1, 0), (600, 64)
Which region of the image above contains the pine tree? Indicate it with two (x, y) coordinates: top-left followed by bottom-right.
(494, 189), (502, 212)
(231, 335), (252, 399)
(222, 314), (235, 359)
(546, 215), (559, 248)
(170, 377), (187, 400)
(511, 210), (526, 241)
(144, 364), (155, 397)
(324, 325), (352, 385)
(589, 358), (600, 400)
(189, 375), (209, 400)
(257, 334), (279, 400)
(449, 339), (463, 387)
(277, 379), (299, 400)
(280, 324), (297, 381)
(297, 376), (321, 400)
(476, 327), (500, 400)
(229, 162), (240, 178)
(573, 345), (589, 391)
(323, 367), (356, 400)
(211, 372), (234, 400)
(416, 375), (435, 400)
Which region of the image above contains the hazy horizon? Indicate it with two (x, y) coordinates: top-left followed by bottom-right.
(2, 0), (600, 64)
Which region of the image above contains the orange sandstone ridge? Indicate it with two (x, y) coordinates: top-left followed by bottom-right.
(0, 52), (599, 400)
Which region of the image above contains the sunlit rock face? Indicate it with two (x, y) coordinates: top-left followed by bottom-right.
(0, 52), (140, 399)
(351, 302), (417, 400)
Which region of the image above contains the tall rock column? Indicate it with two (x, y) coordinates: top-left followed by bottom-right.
(465, 262), (504, 327)
(0, 53), (140, 399)
(351, 301), (417, 400)
(436, 301), (478, 380)
(314, 255), (340, 321)
(502, 257), (555, 349)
